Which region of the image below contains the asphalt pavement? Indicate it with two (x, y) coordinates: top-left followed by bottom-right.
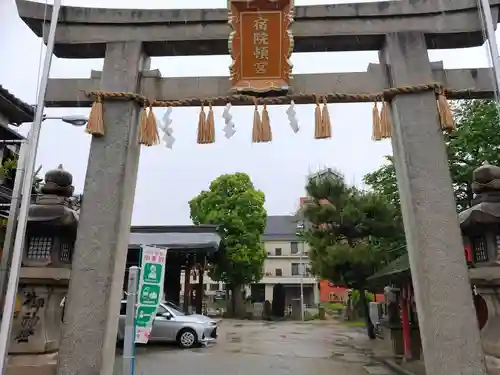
(113, 319), (396, 375)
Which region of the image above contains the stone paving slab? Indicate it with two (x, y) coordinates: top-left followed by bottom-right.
(113, 319), (396, 375)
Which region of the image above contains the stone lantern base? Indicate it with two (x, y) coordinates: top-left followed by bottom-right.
(7, 352), (57, 375)
(477, 286), (500, 356)
(473, 275), (500, 375)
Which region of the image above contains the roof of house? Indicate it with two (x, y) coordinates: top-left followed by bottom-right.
(0, 124), (25, 141)
(263, 215), (301, 241)
(127, 216), (302, 249)
(367, 253), (410, 285)
(128, 225), (221, 252)
(0, 85), (35, 125)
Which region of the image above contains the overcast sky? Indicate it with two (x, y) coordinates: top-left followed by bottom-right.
(0, 0), (496, 224)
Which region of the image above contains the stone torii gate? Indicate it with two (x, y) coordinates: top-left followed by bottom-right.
(15, 0), (500, 374)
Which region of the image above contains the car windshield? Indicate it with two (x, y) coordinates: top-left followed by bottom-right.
(166, 305), (185, 316)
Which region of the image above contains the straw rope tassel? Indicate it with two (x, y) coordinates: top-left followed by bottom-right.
(379, 101), (392, 139)
(372, 101), (382, 141)
(143, 105), (160, 146)
(205, 103), (215, 144)
(252, 103), (263, 143)
(321, 97), (332, 139)
(139, 103), (149, 145)
(261, 104), (272, 142)
(86, 95), (104, 137)
(314, 100), (323, 139)
(197, 104), (207, 144)
(436, 91), (455, 132)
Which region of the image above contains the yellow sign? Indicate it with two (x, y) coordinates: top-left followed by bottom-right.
(228, 0), (294, 93)
(15, 295), (21, 314)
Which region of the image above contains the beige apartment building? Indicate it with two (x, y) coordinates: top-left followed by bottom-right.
(180, 215), (319, 306)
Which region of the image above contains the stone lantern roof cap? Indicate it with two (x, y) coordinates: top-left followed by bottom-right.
(459, 161), (500, 229)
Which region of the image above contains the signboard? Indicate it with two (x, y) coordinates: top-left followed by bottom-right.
(228, 0), (294, 93)
(135, 245), (167, 344)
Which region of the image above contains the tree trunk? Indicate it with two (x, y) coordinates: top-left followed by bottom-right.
(226, 283), (234, 317)
(232, 284), (245, 318)
(359, 286), (376, 339)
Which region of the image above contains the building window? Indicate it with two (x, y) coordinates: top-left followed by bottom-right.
(291, 263), (300, 276)
(291, 242), (299, 254)
(275, 268), (283, 276)
(472, 236), (489, 262)
(275, 247), (282, 256)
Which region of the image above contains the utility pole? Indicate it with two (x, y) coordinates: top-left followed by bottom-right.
(299, 243), (304, 321)
(296, 220), (305, 321)
(477, 0), (500, 95)
(0, 0), (61, 371)
(0, 140), (28, 310)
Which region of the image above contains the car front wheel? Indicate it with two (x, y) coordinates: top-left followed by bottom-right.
(177, 328), (198, 349)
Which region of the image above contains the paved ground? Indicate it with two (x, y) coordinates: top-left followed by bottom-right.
(113, 320), (396, 375)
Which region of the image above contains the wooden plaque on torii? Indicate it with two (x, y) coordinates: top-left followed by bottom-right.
(228, 0), (294, 94)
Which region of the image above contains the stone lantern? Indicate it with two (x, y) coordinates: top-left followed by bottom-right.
(7, 165), (78, 375)
(459, 162), (500, 365)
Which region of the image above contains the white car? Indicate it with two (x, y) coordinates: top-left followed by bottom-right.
(118, 301), (218, 349)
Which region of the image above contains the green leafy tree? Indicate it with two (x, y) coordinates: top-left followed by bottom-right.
(301, 171), (402, 338)
(364, 99), (500, 211)
(189, 173), (267, 316)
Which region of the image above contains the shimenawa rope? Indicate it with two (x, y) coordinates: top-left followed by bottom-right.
(84, 82), (457, 146)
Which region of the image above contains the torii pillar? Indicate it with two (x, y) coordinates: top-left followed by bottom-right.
(56, 42), (149, 375)
(380, 32), (487, 375)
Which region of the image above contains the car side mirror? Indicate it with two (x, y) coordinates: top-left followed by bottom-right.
(162, 312), (173, 320)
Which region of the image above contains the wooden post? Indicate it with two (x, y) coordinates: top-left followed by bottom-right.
(183, 257), (192, 314)
(196, 259), (205, 314)
(401, 282), (412, 360)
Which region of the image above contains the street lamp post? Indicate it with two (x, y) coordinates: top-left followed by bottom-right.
(296, 220), (305, 321)
(0, 1), (72, 369)
(299, 246), (304, 321)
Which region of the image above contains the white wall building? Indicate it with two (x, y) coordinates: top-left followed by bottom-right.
(256, 216), (319, 306)
(180, 216), (319, 306)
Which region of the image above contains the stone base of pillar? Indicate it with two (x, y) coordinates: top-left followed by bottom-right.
(486, 355), (500, 375)
(476, 286), (500, 359)
(7, 352), (57, 375)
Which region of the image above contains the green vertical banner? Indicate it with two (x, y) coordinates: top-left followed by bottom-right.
(135, 245), (167, 344)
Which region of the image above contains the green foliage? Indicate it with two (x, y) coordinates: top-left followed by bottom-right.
(447, 100), (500, 210)
(350, 290), (374, 315)
(189, 173), (267, 287)
(301, 170), (401, 339)
(0, 157), (17, 178)
(302, 171), (403, 288)
(320, 301), (345, 311)
(364, 99), (500, 212)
